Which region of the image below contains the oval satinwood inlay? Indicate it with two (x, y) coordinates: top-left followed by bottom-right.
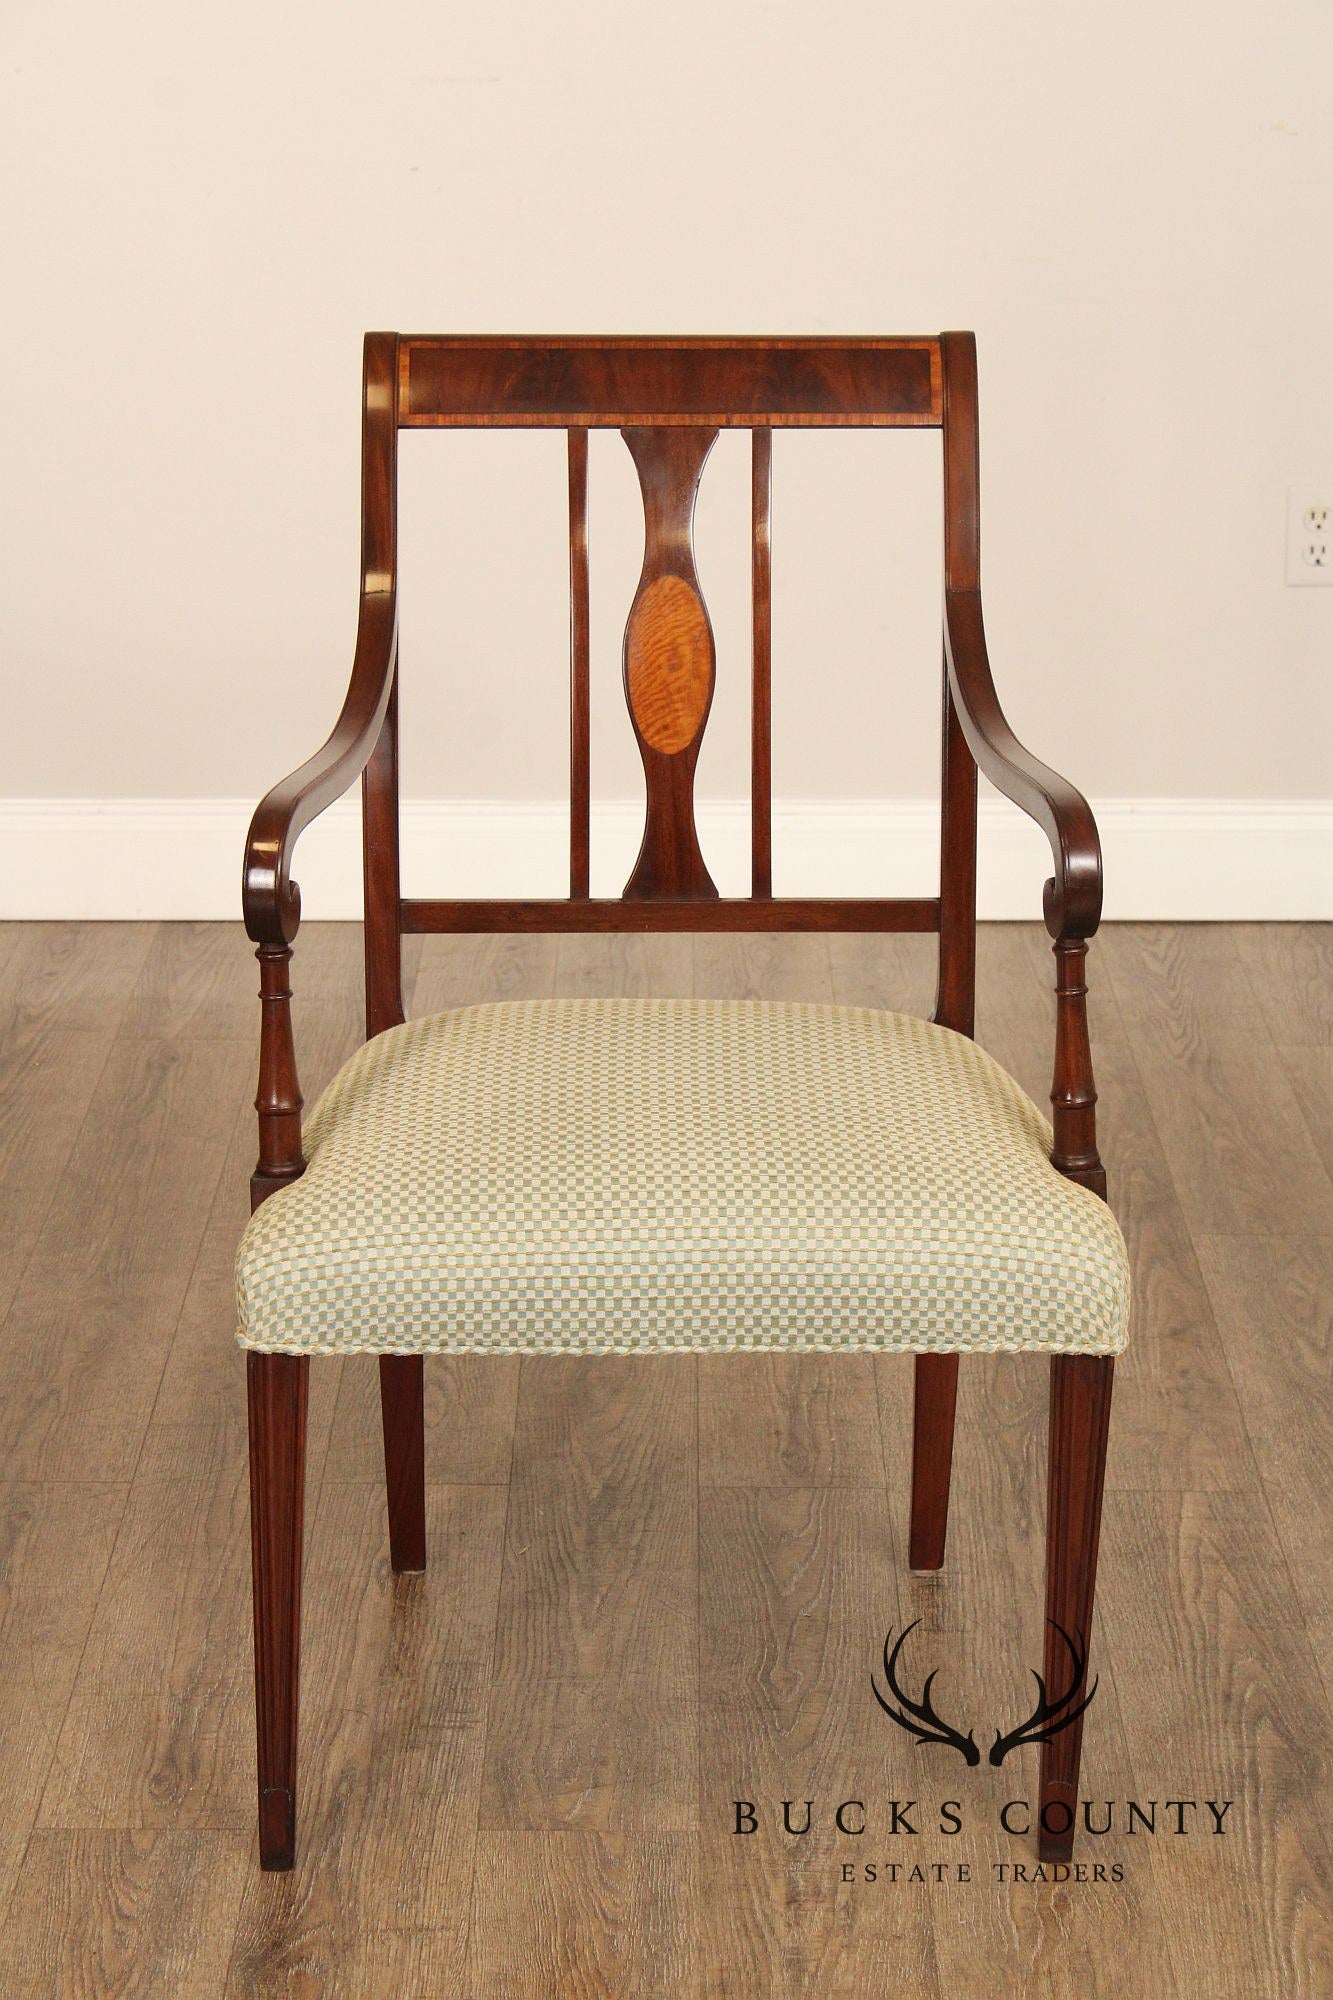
(625, 574), (714, 755)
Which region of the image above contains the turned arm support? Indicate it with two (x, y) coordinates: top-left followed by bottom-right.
(1049, 938), (1106, 1194)
(252, 945), (305, 1207)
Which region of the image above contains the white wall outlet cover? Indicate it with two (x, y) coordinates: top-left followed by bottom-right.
(1286, 485), (1333, 586)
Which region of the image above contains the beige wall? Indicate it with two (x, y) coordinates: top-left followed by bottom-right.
(2, 3), (1330, 833)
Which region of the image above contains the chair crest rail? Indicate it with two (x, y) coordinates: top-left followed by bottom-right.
(398, 334), (943, 429)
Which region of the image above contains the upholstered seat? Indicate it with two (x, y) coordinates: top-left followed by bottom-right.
(236, 997), (1129, 1359)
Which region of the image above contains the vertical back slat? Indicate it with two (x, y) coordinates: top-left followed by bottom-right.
(751, 427), (773, 897)
(363, 671), (404, 1035)
(934, 331), (980, 1034)
(568, 427), (591, 896)
(934, 670), (977, 1034)
(360, 331), (404, 1037)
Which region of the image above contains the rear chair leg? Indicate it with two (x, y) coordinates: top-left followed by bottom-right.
(1040, 1353), (1114, 1861)
(909, 1353), (959, 1569)
(379, 1355), (427, 1573)
(248, 1351), (309, 1871)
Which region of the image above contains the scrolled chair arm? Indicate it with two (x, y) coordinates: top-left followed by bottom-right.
(943, 586), (1103, 943)
(941, 578), (1107, 1194)
(244, 330), (400, 1206)
(242, 583), (397, 1205)
(245, 328), (401, 951)
(242, 588), (398, 947)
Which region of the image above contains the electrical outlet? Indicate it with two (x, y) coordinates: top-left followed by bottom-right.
(1286, 486), (1333, 585)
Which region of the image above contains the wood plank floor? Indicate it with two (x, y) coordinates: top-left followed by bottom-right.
(0, 921), (1328, 1997)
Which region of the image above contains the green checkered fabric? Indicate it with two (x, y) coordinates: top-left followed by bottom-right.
(235, 998), (1130, 1358)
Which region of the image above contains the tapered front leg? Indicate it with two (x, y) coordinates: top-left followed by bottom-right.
(379, 1355), (427, 1573)
(909, 1354), (960, 1569)
(247, 1351), (309, 1870)
(1039, 1353), (1114, 1861)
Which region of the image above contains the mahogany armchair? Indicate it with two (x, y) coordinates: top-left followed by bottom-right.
(237, 333), (1129, 1871)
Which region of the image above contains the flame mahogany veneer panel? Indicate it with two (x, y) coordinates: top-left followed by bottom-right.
(399, 337), (942, 427)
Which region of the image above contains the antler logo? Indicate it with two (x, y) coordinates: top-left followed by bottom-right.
(871, 1620), (1097, 1767)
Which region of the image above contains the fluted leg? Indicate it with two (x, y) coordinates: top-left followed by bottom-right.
(379, 1355), (427, 1573)
(909, 1353), (959, 1569)
(247, 1351), (308, 1870)
(1039, 1353), (1114, 1861)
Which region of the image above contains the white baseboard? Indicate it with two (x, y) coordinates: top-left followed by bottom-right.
(1, 795), (1329, 920)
